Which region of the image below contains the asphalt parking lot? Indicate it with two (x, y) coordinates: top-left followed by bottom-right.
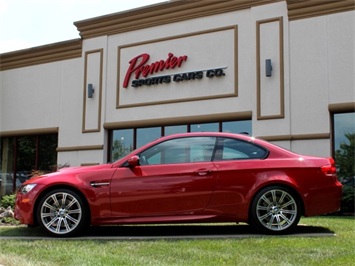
(0, 223), (335, 240)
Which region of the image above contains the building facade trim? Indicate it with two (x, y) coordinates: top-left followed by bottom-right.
(1, 1), (353, 70)
(328, 102), (355, 113)
(259, 133), (330, 141)
(104, 111), (252, 130)
(287, 0), (355, 21)
(82, 49), (104, 133)
(116, 25), (238, 108)
(74, 0), (280, 39)
(0, 39), (82, 71)
(0, 127), (59, 137)
(256, 17), (285, 120)
(56, 145), (104, 152)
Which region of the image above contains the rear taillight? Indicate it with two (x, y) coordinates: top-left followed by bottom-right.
(321, 157), (337, 178)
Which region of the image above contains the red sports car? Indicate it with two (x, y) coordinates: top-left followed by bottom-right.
(15, 132), (342, 237)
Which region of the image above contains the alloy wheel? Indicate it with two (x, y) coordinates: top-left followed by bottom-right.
(253, 187), (299, 233)
(39, 190), (83, 235)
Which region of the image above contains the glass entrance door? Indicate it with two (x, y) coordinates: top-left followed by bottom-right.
(0, 134), (58, 196)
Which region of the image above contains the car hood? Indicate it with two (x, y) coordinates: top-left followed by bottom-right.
(23, 164), (113, 184)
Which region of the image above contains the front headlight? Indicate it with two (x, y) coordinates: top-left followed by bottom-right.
(20, 184), (37, 194)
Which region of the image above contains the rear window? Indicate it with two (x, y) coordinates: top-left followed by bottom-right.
(214, 137), (268, 161)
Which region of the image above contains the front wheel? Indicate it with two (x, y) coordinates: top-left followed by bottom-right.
(37, 189), (88, 237)
(250, 186), (301, 234)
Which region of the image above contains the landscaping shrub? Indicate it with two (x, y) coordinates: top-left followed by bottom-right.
(341, 185), (355, 213)
(0, 194), (18, 225)
(0, 194), (16, 209)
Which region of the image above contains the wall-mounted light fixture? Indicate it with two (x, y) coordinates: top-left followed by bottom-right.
(265, 59), (272, 77)
(88, 83), (94, 98)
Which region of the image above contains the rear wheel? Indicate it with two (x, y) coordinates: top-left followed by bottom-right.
(250, 186), (301, 234)
(37, 189), (88, 237)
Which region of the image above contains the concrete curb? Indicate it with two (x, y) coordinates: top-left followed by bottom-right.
(0, 224), (336, 240)
(0, 233), (336, 241)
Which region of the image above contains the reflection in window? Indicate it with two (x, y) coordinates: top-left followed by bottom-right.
(112, 129), (134, 161)
(191, 123), (219, 132)
(39, 135), (58, 172)
(333, 112), (355, 180)
(222, 120), (252, 135)
(0, 138), (15, 196)
(137, 127), (161, 148)
(16, 136), (36, 179)
(140, 137), (216, 165)
(0, 134), (58, 196)
(216, 138), (268, 160)
(109, 120), (252, 163)
(164, 125), (187, 136)
(334, 113), (355, 151)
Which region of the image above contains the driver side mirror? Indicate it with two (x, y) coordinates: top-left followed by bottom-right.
(127, 155), (140, 167)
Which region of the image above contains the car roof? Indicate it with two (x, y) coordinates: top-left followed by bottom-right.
(154, 132), (268, 146)
(112, 132), (299, 166)
(159, 131), (252, 139)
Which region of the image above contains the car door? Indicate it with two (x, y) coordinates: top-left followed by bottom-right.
(110, 136), (218, 217)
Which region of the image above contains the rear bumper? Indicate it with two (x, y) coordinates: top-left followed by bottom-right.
(304, 181), (343, 216)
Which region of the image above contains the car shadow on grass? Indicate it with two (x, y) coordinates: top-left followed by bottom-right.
(84, 223), (335, 238)
(0, 224), (335, 239)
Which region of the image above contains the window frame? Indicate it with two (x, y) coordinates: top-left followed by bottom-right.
(330, 110), (355, 158)
(214, 137), (269, 161)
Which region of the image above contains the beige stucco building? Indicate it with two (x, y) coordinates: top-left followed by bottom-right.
(1, 0), (354, 195)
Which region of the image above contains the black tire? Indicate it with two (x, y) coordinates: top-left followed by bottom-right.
(250, 186), (301, 235)
(36, 188), (88, 237)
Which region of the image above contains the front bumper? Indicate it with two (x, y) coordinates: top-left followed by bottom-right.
(14, 184), (44, 225)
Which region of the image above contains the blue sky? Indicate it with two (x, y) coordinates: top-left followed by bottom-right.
(0, 0), (165, 53)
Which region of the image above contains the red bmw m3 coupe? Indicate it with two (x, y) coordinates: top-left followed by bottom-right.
(15, 132), (342, 237)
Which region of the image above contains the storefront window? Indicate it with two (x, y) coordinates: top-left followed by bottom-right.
(222, 120), (252, 135)
(16, 136), (36, 183)
(164, 125), (187, 136)
(109, 120), (252, 162)
(0, 138), (15, 195)
(333, 112), (355, 181)
(112, 129), (134, 162)
(137, 127), (161, 148)
(191, 122), (219, 132)
(0, 134), (58, 196)
(38, 134), (58, 172)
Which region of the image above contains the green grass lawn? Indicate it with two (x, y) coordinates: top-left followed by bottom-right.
(0, 216), (354, 266)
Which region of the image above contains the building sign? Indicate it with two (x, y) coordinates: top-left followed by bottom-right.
(117, 26), (237, 108)
(123, 52), (188, 88)
(124, 52), (226, 88)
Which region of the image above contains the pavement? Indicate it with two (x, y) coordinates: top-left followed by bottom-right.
(0, 224), (336, 240)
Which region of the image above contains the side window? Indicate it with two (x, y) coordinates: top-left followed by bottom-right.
(216, 138), (268, 160)
(139, 137), (216, 165)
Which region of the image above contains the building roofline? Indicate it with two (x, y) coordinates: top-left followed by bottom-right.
(1, 0), (353, 70)
(0, 39), (82, 71)
(74, 0), (280, 39)
(287, 0), (354, 21)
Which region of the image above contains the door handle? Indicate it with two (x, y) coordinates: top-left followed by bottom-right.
(195, 169), (212, 176)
